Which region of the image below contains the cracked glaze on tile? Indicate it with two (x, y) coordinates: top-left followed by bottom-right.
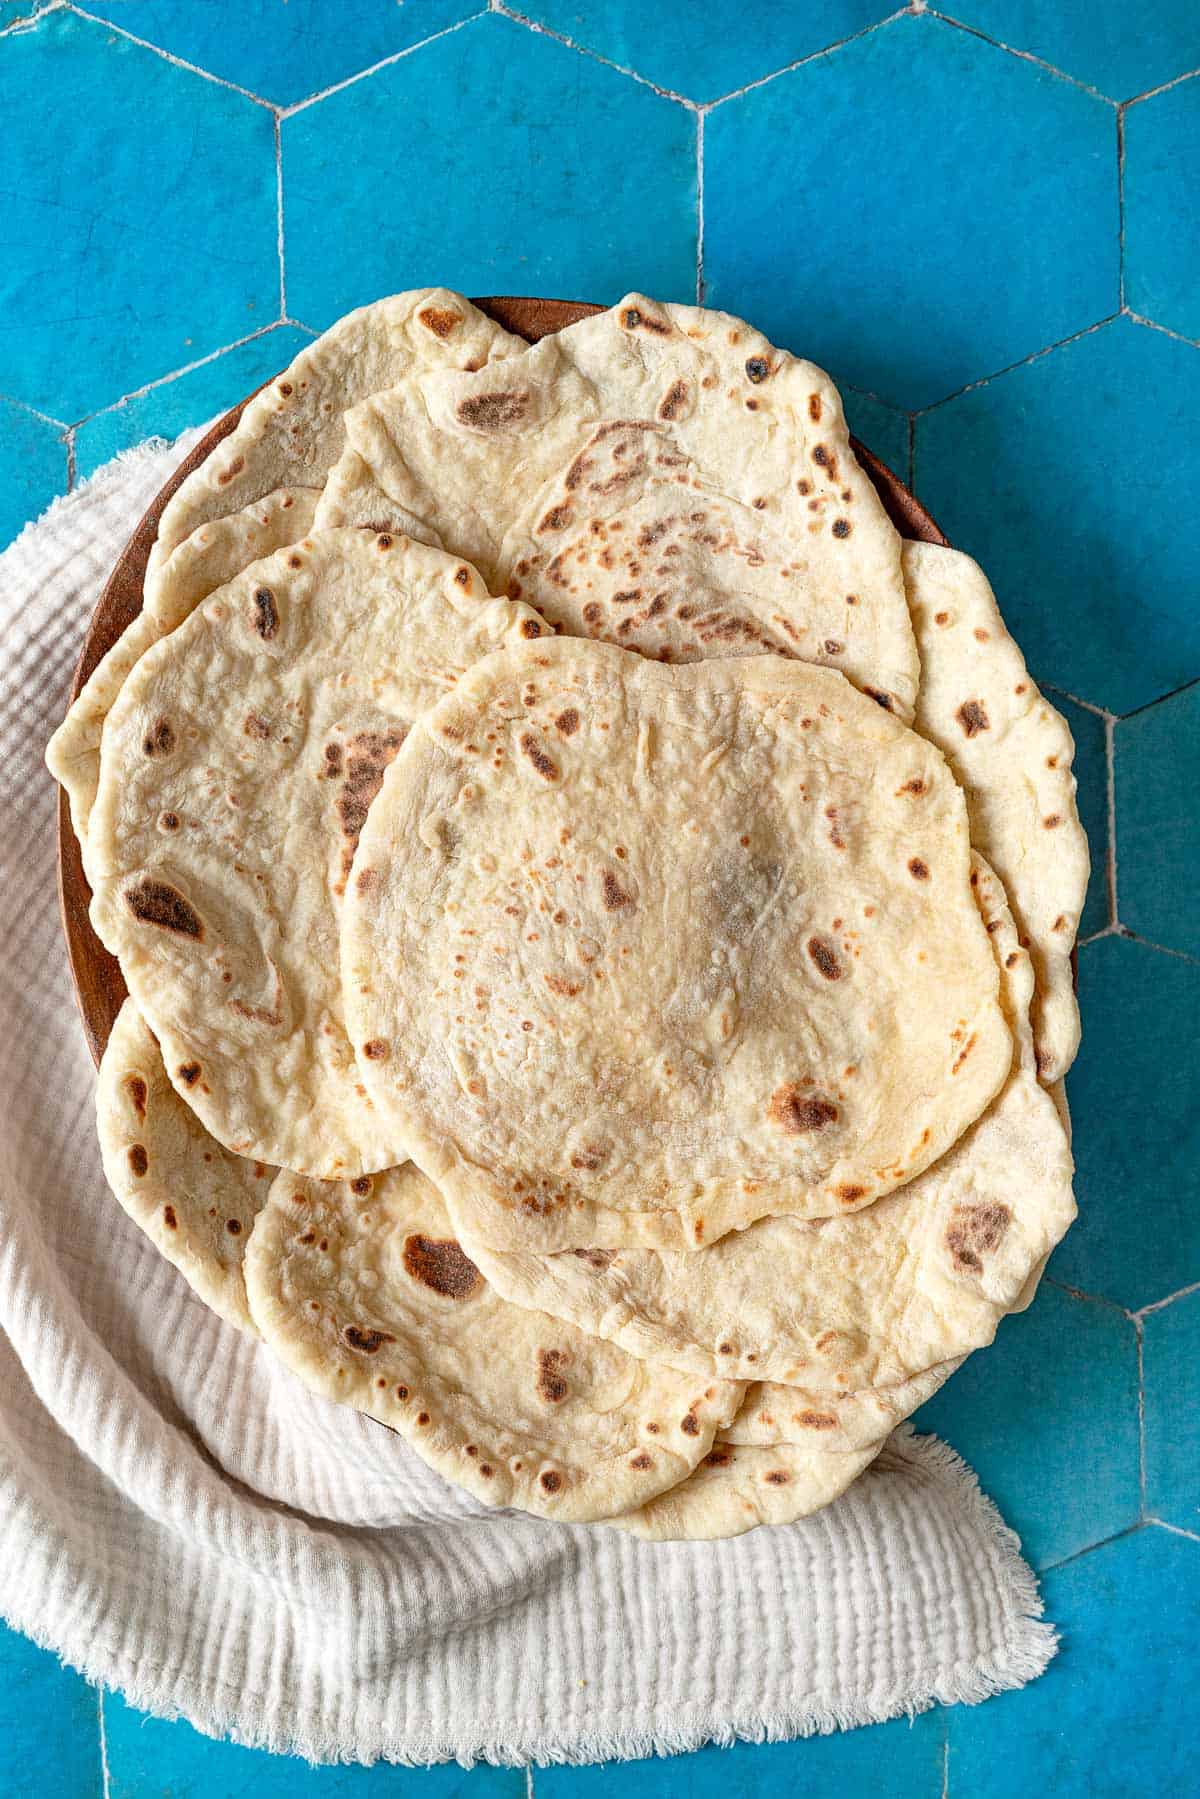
(704, 12), (1118, 410)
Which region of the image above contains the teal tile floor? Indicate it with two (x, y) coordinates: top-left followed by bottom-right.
(2, 3), (1197, 1792)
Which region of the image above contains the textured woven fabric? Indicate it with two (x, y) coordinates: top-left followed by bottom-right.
(0, 437), (1056, 1767)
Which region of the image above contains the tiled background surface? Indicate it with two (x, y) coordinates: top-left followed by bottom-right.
(2, 1), (1197, 1793)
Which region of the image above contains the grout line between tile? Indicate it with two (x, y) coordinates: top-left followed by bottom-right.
(65, 3), (274, 107)
(1124, 310), (1200, 352)
(273, 111), (286, 319)
(928, 9), (1116, 103)
(0, 392), (69, 429)
(70, 323), (292, 428)
(1114, 926), (1200, 969)
(0, 0), (65, 38)
(1116, 106), (1127, 309)
(281, 9), (489, 115)
(1044, 1276), (1135, 1322)
(64, 427), (77, 492)
(97, 1687), (111, 1798)
(1123, 64), (1200, 108)
(1137, 1278), (1200, 1320)
(1078, 922), (1118, 949)
(1104, 711), (1118, 927)
(1040, 681), (1113, 721)
(1041, 1518), (1145, 1575)
(941, 1716), (950, 1799)
(913, 313), (1120, 416)
(1135, 1315), (1146, 1516)
(1117, 671), (1200, 721)
(695, 111), (706, 303)
(1150, 1519), (1200, 1544)
(493, 2), (697, 107)
(706, 6), (909, 111)
(526, 1765), (535, 1799)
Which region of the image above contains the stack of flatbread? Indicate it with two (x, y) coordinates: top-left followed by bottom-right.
(47, 290), (1085, 1540)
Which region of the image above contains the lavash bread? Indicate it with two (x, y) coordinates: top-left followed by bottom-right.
(87, 530), (549, 1178)
(316, 294), (919, 722)
(454, 857), (1075, 1386)
(96, 998), (272, 1335)
(143, 290), (524, 609)
(243, 1163), (744, 1523)
(344, 636), (1011, 1250)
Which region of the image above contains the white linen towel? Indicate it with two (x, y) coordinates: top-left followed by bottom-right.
(0, 436), (1055, 1767)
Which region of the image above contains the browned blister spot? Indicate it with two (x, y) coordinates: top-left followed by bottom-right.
(764, 1470), (790, 1486)
(908, 858), (929, 880)
(768, 1083), (840, 1134)
(658, 378), (689, 420)
(620, 304), (669, 335)
(835, 1184), (866, 1205)
(680, 1412), (700, 1436)
(519, 617), (542, 639)
(216, 454), (245, 487)
(704, 1448), (733, 1468)
(806, 935), (843, 981)
(1044, 813), (1063, 829)
(951, 1031), (978, 1075)
(142, 716), (174, 757)
(417, 305), (462, 338)
(539, 1469), (563, 1494)
(457, 391), (529, 430)
(362, 1038), (388, 1061)
(336, 726), (407, 853)
(350, 1175), (372, 1196)
(124, 1074), (148, 1119)
(957, 699), (990, 737)
(794, 1410), (838, 1430)
(601, 869), (633, 911)
(554, 707), (581, 736)
(745, 356), (770, 383)
(630, 1453), (653, 1471)
(538, 504), (574, 535)
(252, 586), (278, 639)
(453, 565), (472, 588)
(226, 1218), (242, 1236)
(343, 1325), (395, 1354)
(244, 713), (271, 740)
(544, 972), (582, 998)
(946, 1201), (1013, 1273)
(519, 732), (560, 781)
(899, 777), (926, 796)
(127, 1144), (148, 1177)
(832, 518), (851, 538)
(402, 1234), (483, 1299)
(536, 1347), (571, 1403)
(125, 879), (203, 940)
(162, 1204), (177, 1229)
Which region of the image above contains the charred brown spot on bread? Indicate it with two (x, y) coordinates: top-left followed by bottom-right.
(630, 1452), (653, 1470)
(457, 391), (529, 431)
(216, 454), (245, 487)
(680, 1412), (700, 1436)
(277, 382), (293, 397)
(946, 1201), (1012, 1273)
(176, 1062), (201, 1088)
(836, 1184), (866, 1205)
(127, 1144), (148, 1177)
(908, 858), (930, 880)
(252, 586), (278, 640)
(620, 304), (669, 335)
(536, 1348), (570, 1403)
(350, 1176), (372, 1196)
(519, 733), (560, 781)
(581, 602), (603, 627)
(866, 688), (893, 711)
(794, 1410), (838, 1430)
(362, 1038), (388, 1061)
(162, 1204), (177, 1229)
(658, 378), (689, 420)
(417, 305), (462, 338)
(336, 726), (407, 844)
(158, 811), (180, 832)
(544, 972), (582, 998)
(417, 1412), (431, 1425)
(899, 778), (926, 796)
(519, 617), (543, 639)
(537, 504), (574, 536)
(951, 1031), (978, 1075)
(1005, 951), (1020, 968)
(745, 356), (770, 383)
(478, 1463), (494, 1478)
(343, 1325), (395, 1354)
(355, 865), (378, 898)
(1044, 813), (1063, 829)
(601, 869), (633, 910)
(832, 518), (851, 538)
(124, 1075), (147, 1120)
(402, 1234), (483, 1300)
(244, 713), (271, 740)
(142, 716), (175, 757)
(806, 935), (843, 981)
(554, 707), (581, 736)
(957, 699), (990, 737)
(226, 1218), (242, 1236)
(769, 1083), (840, 1133)
(539, 1469), (563, 1494)
(704, 1448), (733, 1468)
(808, 393), (823, 421)
(124, 879), (204, 940)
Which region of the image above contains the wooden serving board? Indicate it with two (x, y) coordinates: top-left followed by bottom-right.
(56, 295), (948, 1068)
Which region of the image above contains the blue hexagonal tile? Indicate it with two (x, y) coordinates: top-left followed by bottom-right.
(0, 10), (276, 420)
(0, 1624), (102, 1798)
(84, 0), (481, 109)
(104, 1691), (525, 1797)
(953, 1), (1200, 102)
(1114, 682), (1200, 957)
(916, 318), (1200, 714)
(537, 1710), (944, 1799)
(841, 388), (910, 488)
(1052, 935), (1200, 1311)
(1125, 75), (1200, 342)
(910, 1283), (1139, 1570)
(1144, 1288), (1200, 1534)
(519, 1), (894, 105)
(75, 326), (314, 480)
(0, 399), (66, 552)
(704, 13), (1118, 411)
(946, 1526), (1199, 1798)
(283, 13), (696, 333)
(1052, 694), (1110, 941)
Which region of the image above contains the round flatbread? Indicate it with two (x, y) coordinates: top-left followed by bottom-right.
(243, 1163), (744, 1524)
(458, 857), (1075, 1385)
(88, 529), (548, 1177)
(316, 292), (917, 719)
(344, 635), (1012, 1250)
(96, 997), (272, 1334)
(723, 1359), (962, 1451)
(903, 540), (1088, 1084)
(144, 289), (522, 609)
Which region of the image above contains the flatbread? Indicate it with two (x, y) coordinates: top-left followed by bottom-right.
(96, 997), (272, 1334)
(903, 541), (1088, 1083)
(144, 289), (522, 610)
(345, 636), (1011, 1250)
(47, 488), (319, 848)
(316, 293), (918, 720)
(459, 856), (1075, 1385)
(243, 1163), (744, 1524)
(609, 1438), (883, 1541)
(723, 1359), (962, 1451)
(88, 529), (549, 1178)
